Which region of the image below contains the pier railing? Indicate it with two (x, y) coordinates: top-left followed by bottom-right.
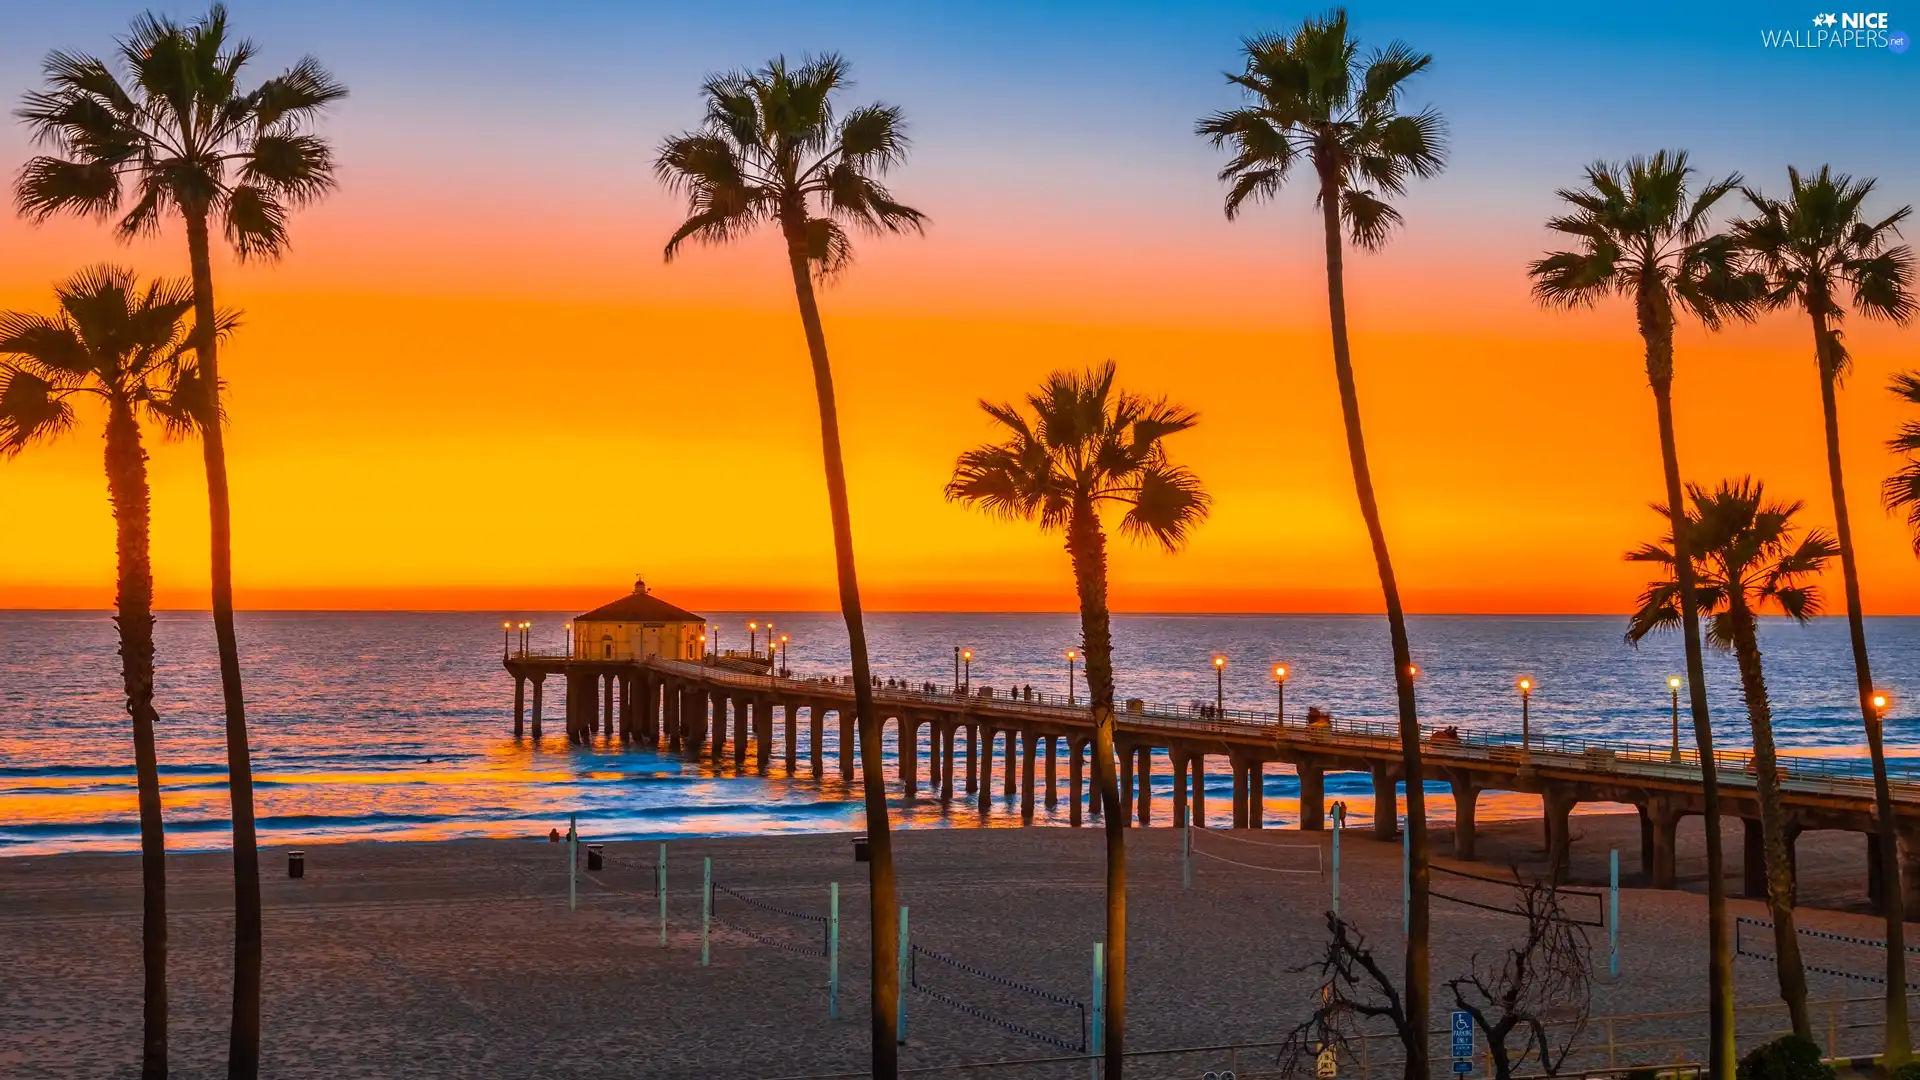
(641, 658), (1920, 804)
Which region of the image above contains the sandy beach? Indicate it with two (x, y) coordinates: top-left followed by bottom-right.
(1, 814), (1913, 1079)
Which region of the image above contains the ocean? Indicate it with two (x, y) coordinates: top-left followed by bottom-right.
(4, 609), (1919, 855)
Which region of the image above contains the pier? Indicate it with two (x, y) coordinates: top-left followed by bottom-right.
(502, 649), (1920, 915)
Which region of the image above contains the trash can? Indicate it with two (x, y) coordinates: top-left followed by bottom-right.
(586, 843), (604, 872)
(852, 834), (870, 863)
(288, 850), (305, 879)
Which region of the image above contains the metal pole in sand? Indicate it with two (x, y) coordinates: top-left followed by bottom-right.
(701, 856), (712, 967)
(568, 814), (578, 912)
(1182, 820), (1191, 889)
(1609, 848), (1620, 979)
(1332, 801), (1344, 917)
(1401, 811), (1409, 939)
(829, 882), (841, 1020)
(658, 841), (668, 947)
(1091, 942), (1105, 1080)
(896, 905), (909, 1045)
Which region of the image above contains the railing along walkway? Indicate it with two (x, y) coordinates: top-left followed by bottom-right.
(637, 658), (1920, 806)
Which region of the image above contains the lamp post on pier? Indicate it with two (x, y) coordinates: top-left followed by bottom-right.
(520, 621), (531, 657)
(1667, 676), (1682, 763)
(780, 634), (790, 676)
(961, 649), (973, 696)
(1273, 664), (1288, 725)
(1066, 649), (1078, 706)
(1518, 677), (1533, 748)
(502, 621), (511, 659)
(1212, 654), (1226, 718)
(748, 621), (758, 656)
(952, 646), (960, 693)
(699, 632), (708, 667)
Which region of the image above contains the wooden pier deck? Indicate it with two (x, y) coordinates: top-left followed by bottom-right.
(501, 652), (1920, 914)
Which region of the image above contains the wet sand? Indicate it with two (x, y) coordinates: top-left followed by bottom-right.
(0, 814), (1911, 1079)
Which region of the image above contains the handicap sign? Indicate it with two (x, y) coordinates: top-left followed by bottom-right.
(1451, 1009), (1475, 1073)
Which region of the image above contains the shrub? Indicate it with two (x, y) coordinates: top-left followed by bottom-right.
(1736, 1035), (1835, 1080)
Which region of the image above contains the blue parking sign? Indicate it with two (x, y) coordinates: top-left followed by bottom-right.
(1451, 1012), (1471, 1034)
(1453, 1061), (1473, 1073)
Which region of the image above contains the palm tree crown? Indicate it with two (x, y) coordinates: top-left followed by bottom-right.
(1625, 478), (1837, 647)
(14, 3), (345, 257)
(655, 53), (925, 276)
(945, 361), (1210, 549)
(0, 266), (200, 453)
(1195, 8), (1445, 247)
(1882, 374), (1920, 550)
(1735, 165), (1915, 379)
(1530, 151), (1760, 370)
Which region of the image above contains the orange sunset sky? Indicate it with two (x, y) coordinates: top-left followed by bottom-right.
(1, 1), (1917, 614)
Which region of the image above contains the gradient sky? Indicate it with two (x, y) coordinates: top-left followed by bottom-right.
(1, 1), (1917, 613)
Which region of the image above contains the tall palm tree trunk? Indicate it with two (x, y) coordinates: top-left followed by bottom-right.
(1643, 309), (1733, 1079)
(184, 208), (263, 1079)
(1812, 310), (1910, 1063)
(1068, 502), (1126, 1079)
(1318, 179), (1428, 1079)
(106, 399), (169, 1080)
(1728, 609), (1811, 1038)
(784, 233), (897, 1078)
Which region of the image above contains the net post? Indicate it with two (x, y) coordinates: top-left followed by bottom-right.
(659, 841), (668, 947)
(701, 856), (711, 967)
(897, 905), (909, 1045)
(567, 813), (578, 912)
(829, 882), (840, 1021)
(1091, 942), (1105, 1080)
(1182, 821), (1192, 889)
(1401, 811), (1409, 939)
(1609, 847), (1620, 979)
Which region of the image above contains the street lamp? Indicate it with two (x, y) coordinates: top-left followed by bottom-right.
(780, 633), (790, 676)
(1667, 676), (1683, 763)
(1067, 649), (1079, 706)
(1273, 664), (1289, 725)
(1517, 677), (1533, 748)
(502, 620), (511, 658)
(564, 622), (572, 656)
(1212, 654), (1226, 718)
(748, 621), (758, 655)
(962, 649), (973, 695)
(699, 632), (707, 666)
(519, 621), (531, 657)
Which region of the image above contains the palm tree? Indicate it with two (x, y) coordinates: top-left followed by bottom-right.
(14, 11), (345, 1074)
(1196, 13), (1445, 1071)
(1735, 168), (1916, 1064)
(1528, 151), (1759, 1080)
(946, 361), (1209, 1078)
(1885, 372), (1920, 546)
(0, 266), (205, 1079)
(1626, 479), (1837, 1040)
(654, 54), (924, 1076)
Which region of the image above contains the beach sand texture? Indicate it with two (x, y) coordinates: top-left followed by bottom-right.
(1, 814), (1914, 1079)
